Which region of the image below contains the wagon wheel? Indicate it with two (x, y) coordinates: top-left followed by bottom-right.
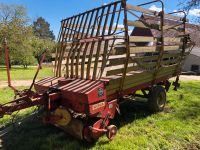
(106, 125), (117, 140)
(148, 85), (166, 112)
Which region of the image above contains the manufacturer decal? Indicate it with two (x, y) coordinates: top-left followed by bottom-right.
(98, 88), (104, 97)
(92, 102), (105, 111)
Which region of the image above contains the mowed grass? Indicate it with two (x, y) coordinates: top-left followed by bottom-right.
(0, 87), (36, 128)
(0, 66), (53, 81)
(1, 81), (200, 150)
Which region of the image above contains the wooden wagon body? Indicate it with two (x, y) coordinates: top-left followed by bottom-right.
(53, 0), (193, 100)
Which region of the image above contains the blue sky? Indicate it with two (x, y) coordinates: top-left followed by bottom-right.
(1, 0), (199, 38)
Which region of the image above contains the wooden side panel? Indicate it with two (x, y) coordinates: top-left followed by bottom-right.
(106, 64), (178, 95)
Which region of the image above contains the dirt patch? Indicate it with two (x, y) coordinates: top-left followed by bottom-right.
(0, 80), (34, 88)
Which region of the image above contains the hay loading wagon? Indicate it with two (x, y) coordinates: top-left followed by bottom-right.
(0, 0), (194, 141)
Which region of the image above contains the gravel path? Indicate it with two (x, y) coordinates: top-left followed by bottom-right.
(171, 75), (200, 81)
(0, 75), (199, 88)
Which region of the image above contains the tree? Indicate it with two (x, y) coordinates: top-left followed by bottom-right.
(179, 0), (200, 18)
(0, 3), (36, 68)
(33, 17), (55, 40)
(30, 36), (56, 64)
(180, 0), (200, 11)
(0, 3), (56, 68)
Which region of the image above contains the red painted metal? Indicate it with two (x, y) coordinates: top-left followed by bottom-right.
(29, 49), (48, 91)
(3, 38), (17, 92)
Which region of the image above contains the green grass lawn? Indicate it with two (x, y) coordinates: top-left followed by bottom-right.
(0, 66), (53, 81)
(0, 87), (36, 128)
(0, 81), (200, 150)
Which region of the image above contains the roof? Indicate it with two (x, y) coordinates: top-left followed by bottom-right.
(131, 15), (200, 47)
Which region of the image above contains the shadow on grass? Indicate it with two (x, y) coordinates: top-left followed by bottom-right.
(1, 99), (152, 150)
(2, 97), (200, 150)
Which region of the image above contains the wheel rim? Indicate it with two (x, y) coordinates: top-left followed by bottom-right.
(107, 125), (117, 140)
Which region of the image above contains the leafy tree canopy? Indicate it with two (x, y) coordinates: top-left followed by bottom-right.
(33, 17), (55, 40)
(0, 3), (56, 68)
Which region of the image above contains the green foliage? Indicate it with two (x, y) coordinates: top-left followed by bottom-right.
(0, 3), (56, 67)
(33, 17), (55, 40)
(30, 36), (56, 62)
(1, 81), (200, 149)
(0, 3), (36, 67)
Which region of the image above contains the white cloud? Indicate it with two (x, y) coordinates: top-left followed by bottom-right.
(117, 24), (124, 28)
(189, 9), (200, 17)
(173, 9), (200, 17)
(149, 5), (162, 12)
(113, 23), (124, 29)
(103, 3), (107, 6)
(128, 30), (132, 35)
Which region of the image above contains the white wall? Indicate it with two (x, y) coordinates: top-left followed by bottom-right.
(183, 54), (200, 72)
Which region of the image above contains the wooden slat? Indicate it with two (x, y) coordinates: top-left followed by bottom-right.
(106, 64), (178, 93)
(127, 20), (159, 30)
(128, 20), (160, 30)
(163, 24), (184, 31)
(107, 52), (180, 76)
(130, 46), (157, 53)
(143, 13), (189, 24)
(126, 4), (158, 15)
(129, 45), (181, 53)
(134, 52), (180, 62)
(129, 36), (183, 44)
(164, 14), (183, 21)
(106, 66), (139, 76)
(163, 37), (182, 43)
(93, 41), (102, 80)
(75, 43), (84, 77)
(86, 42), (95, 79)
(129, 36), (156, 42)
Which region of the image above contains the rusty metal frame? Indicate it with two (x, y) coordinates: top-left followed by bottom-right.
(119, 0), (165, 93)
(170, 11), (193, 90)
(54, 0), (192, 91)
(3, 38), (17, 93)
(55, 0), (124, 80)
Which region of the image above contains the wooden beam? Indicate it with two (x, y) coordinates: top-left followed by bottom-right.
(129, 45), (181, 53)
(127, 20), (160, 30)
(129, 36), (156, 42)
(126, 4), (158, 15)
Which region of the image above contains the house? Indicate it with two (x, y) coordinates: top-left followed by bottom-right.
(131, 14), (200, 73)
(183, 47), (200, 73)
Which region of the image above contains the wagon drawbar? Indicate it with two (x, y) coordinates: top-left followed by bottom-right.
(0, 0), (194, 141)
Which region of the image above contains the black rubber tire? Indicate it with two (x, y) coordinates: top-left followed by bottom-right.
(148, 85), (166, 113)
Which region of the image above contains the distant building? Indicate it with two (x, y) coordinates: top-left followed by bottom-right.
(131, 14), (200, 73)
(183, 47), (200, 73)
